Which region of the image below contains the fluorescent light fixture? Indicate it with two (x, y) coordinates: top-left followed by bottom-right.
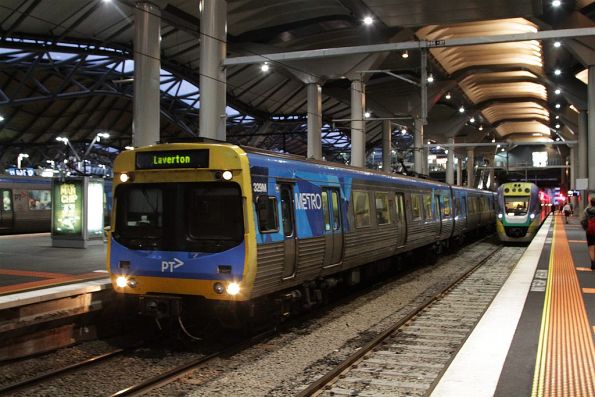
(363, 16), (374, 25)
(552, 0), (561, 6)
(260, 62), (270, 72)
(553, 41), (561, 48)
(554, 68), (561, 76)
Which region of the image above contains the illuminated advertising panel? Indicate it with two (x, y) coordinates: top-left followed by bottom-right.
(87, 180), (104, 237)
(52, 179), (83, 236)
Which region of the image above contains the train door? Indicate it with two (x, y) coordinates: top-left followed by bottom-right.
(321, 188), (343, 267)
(0, 189), (13, 231)
(395, 192), (406, 247)
(434, 191), (442, 237)
(279, 183), (297, 279)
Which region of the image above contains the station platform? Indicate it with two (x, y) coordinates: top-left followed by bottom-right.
(0, 233), (108, 296)
(431, 213), (594, 397)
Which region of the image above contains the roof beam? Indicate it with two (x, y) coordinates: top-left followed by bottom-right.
(224, 27), (595, 66)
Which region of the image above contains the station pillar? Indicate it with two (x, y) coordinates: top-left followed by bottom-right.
(446, 138), (455, 184)
(414, 118), (424, 175)
(578, 110), (588, 212)
(382, 120), (392, 173)
(199, 0), (227, 141)
(571, 146), (578, 211)
(307, 83), (322, 160)
(350, 79), (365, 167)
(456, 157), (463, 186)
(467, 148), (475, 188)
(133, 1), (161, 147)
(588, 66), (595, 201)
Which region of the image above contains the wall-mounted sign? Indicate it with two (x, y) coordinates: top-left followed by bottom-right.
(136, 150), (209, 170)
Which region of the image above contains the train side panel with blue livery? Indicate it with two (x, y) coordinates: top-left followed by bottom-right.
(107, 142), (496, 324)
(496, 182), (550, 243)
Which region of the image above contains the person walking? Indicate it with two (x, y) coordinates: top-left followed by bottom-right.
(563, 202), (572, 224)
(580, 197), (595, 270)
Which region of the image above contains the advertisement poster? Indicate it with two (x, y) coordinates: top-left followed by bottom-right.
(52, 180), (82, 235)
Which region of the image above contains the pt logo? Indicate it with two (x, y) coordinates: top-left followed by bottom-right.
(161, 258), (184, 272)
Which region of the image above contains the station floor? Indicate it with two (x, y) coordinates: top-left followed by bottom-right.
(0, 216), (593, 396)
(432, 213), (594, 397)
(0, 233), (107, 295)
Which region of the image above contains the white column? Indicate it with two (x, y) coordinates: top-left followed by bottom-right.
(488, 154), (496, 190)
(588, 66), (595, 195)
(414, 118), (424, 175)
(350, 79), (365, 167)
(467, 148), (475, 188)
(446, 138), (455, 184)
(382, 120), (392, 173)
(199, 0), (227, 140)
(133, 1), (161, 147)
(456, 157), (463, 186)
(307, 83), (322, 160)
(571, 146), (578, 211)
(578, 109), (588, 211)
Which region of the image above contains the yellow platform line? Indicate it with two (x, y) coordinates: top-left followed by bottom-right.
(531, 217), (595, 397)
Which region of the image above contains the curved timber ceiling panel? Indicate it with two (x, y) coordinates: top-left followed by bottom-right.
(417, 18), (551, 139)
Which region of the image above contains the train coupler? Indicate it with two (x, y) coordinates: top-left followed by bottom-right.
(138, 295), (182, 319)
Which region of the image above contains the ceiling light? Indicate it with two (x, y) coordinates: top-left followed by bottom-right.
(459, 106), (465, 113)
(470, 117), (475, 123)
(401, 127), (407, 134)
(554, 68), (561, 76)
(401, 50), (409, 59)
(125, 146), (134, 150)
(555, 123), (561, 128)
(427, 74), (434, 83)
(0, 115), (4, 122)
(501, 148), (506, 152)
(492, 138), (496, 143)
(553, 41), (561, 48)
(479, 125), (484, 131)
(555, 103), (561, 109)
(556, 137), (561, 141)
(554, 88), (561, 95)
(260, 62), (270, 72)
(555, 115), (560, 119)
(532, 133), (543, 136)
(364, 111), (371, 118)
(445, 92), (451, 100)
(552, 0), (561, 6)
(363, 16), (374, 25)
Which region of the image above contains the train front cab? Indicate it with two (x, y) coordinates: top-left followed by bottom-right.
(107, 143), (258, 318)
(496, 182), (541, 243)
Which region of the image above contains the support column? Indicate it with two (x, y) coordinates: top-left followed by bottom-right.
(578, 109), (588, 211)
(350, 79), (365, 167)
(199, 0), (227, 140)
(307, 83), (322, 160)
(456, 157), (463, 186)
(133, 1), (161, 147)
(467, 148), (475, 188)
(488, 154), (496, 190)
(571, 146), (578, 211)
(414, 118), (424, 175)
(382, 119), (392, 173)
(588, 66), (595, 198)
(446, 138), (455, 184)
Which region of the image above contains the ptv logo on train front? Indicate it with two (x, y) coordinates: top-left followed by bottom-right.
(161, 258), (184, 272)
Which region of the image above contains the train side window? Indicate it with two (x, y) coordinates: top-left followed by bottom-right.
(411, 194), (422, 220)
(2, 190), (11, 211)
(353, 190), (371, 228)
(395, 193), (405, 223)
(256, 196), (279, 233)
(321, 191), (331, 231)
(280, 187), (294, 237)
(423, 193), (433, 220)
(331, 190), (341, 230)
(375, 192), (390, 225)
(442, 194), (451, 217)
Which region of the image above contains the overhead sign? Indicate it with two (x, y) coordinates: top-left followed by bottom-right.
(136, 150), (209, 170)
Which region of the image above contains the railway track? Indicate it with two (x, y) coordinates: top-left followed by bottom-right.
(297, 245), (515, 397)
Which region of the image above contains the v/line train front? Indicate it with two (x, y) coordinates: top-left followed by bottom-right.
(107, 142), (496, 326)
(496, 182), (550, 243)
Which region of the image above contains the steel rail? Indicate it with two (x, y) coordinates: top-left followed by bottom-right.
(295, 246), (503, 397)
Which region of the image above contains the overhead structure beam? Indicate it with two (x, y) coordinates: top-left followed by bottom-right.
(224, 28), (595, 66)
(425, 141), (577, 148)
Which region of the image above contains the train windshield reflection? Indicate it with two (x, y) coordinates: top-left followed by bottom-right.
(504, 197), (529, 215)
(114, 182), (244, 252)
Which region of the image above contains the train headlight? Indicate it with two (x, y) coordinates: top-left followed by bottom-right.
(116, 276), (128, 288)
(498, 213), (503, 219)
(127, 278), (137, 288)
(222, 170), (233, 180)
(530, 213), (536, 219)
(119, 172), (134, 183)
(226, 282), (241, 296)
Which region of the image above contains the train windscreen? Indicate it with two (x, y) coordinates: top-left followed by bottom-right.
(114, 182), (244, 252)
(504, 196), (529, 216)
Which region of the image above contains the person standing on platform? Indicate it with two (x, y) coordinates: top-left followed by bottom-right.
(563, 202), (572, 224)
(580, 196), (595, 270)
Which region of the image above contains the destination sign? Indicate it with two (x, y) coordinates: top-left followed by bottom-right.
(136, 150), (209, 169)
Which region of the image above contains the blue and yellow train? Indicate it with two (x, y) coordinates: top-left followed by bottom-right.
(496, 182), (550, 243)
(107, 142), (496, 326)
